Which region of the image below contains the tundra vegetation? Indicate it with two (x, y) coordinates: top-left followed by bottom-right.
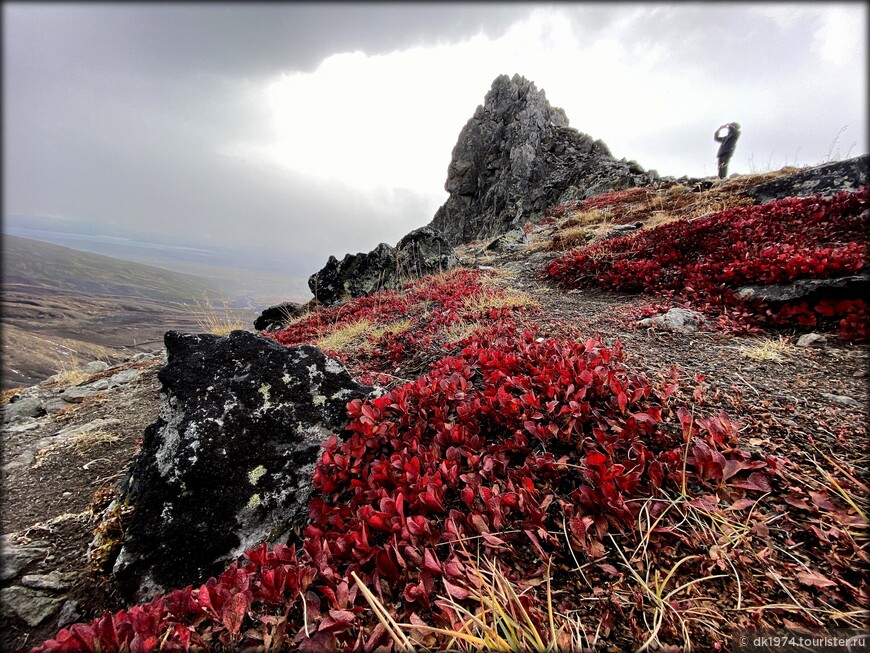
(30, 178), (868, 652)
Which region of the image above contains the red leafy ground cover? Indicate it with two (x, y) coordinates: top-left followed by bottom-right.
(546, 189), (869, 340)
(266, 269), (539, 386)
(29, 186), (868, 653)
(33, 327), (785, 652)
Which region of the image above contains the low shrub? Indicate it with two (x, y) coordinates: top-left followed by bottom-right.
(34, 330), (780, 652)
(546, 189), (869, 339)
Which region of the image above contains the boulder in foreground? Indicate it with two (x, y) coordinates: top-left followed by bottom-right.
(99, 330), (373, 600)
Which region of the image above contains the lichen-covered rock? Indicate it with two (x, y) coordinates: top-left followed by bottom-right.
(104, 330), (373, 600)
(253, 301), (305, 332)
(638, 308), (709, 333)
(746, 155), (868, 205)
(429, 74), (658, 246)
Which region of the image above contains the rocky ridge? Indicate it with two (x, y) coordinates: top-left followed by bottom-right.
(429, 73), (658, 245)
(308, 73), (657, 306)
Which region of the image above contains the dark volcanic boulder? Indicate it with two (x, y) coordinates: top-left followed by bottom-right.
(429, 73), (658, 246)
(735, 273), (870, 306)
(395, 226), (456, 279)
(308, 228), (456, 306)
(253, 301), (305, 331)
(107, 330), (373, 600)
(746, 155), (868, 205)
(308, 242), (397, 306)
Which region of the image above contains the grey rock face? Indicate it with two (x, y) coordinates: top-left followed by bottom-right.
(60, 384), (107, 403)
(483, 228), (530, 253)
(309, 228), (455, 307)
(395, 226), (457, 278)
(796, 333), (828, 348)
(20, 571), (68, 592)
(0, 586), (64, 627)
(820, 393), (863, 409)
(746, 155), (868, 205)
(107, 369), (138, 386)
(106, 330), (373, 600)
(429, 74), (658, 246)
(1, 542), (52, 583)
(735, 274), (869, 306)
(3, 396), (46, 422)
(82, 361), (109, 374)
(254, 302), (305, 332)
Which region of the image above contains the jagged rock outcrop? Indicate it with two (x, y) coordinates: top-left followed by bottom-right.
(103, 330), (373, 600)
(395, 226), (456, 279)
(309, 243), (397, 306)
(429, 73), (659, 246)
(309, 227), (455, 306)
(253, 301), (305, 332)
(746, 155), (868, 204)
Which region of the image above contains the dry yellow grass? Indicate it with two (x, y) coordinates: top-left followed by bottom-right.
(643, 211), (682, 230)
(462, 289), (539, 314)
(46, 368), (91, 387)
(187, 294), (249, 336)
(561, 209), (609, 228)
(438, 320), (486, 345)
(315, 319), (373, 353)
(359, 319), (413, 354)
(33, 427), (120, 468)
(740, 336), (794, 362)
(548, 225), (596, 250)
(478, 268), (518, 287)
(315, 318), (413, 354)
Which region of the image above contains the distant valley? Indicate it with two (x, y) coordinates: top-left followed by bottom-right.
(3, 224), (313, 307)
(1, 235), (270, 388)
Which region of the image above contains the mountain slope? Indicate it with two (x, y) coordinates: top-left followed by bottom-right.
(2, 235), (220, 303)
(1, 236), (256, 388)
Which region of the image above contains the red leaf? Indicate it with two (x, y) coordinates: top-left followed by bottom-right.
(729, 471), (771, 492)
(222, 592), (250, 636)
(727, 498), (756, 511)
(617, 391), (628, 413)
(809, 491), (837, 511)
(796, 570), (837, 589)
(443, 578), (471, 600)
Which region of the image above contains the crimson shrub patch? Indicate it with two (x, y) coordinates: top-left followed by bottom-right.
(266, 269), (539, 385)
(34, 330), (780, 652)
(546, 189), (869, 339)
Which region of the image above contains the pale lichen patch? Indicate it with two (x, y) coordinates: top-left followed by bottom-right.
(248, 465), (267, 485)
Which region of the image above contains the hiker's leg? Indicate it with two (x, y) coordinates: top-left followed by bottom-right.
(718, 157), (729, 179)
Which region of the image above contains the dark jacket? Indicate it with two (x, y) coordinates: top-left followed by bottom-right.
(715, 123), (741, 159)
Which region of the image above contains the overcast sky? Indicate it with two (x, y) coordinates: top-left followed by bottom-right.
(3, 2), (867, 277)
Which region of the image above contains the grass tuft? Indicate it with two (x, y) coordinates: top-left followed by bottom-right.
(33, 427), (120, 469)
(188, 293), (249, 336)
(740, 336), (793, 362)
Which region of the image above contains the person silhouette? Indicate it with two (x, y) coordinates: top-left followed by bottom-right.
(714, 122), (741, 179)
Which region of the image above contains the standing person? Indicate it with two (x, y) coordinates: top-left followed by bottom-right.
(714, 122), (741, 179)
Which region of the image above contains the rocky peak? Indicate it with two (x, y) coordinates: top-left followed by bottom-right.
(430, 73), (658, 246)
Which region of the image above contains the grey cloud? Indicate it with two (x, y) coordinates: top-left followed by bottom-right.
(4, 3), (537, 80)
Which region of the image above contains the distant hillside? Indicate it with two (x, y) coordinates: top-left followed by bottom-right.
(2, 235), (220, 303)
(1, 235), (258, 388)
